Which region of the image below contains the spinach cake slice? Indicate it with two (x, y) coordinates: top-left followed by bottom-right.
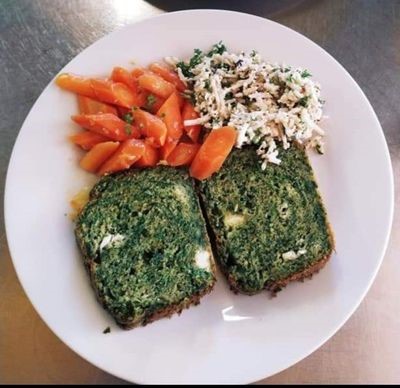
(199, 146), (334, 295)
(75, 167), (216, 329)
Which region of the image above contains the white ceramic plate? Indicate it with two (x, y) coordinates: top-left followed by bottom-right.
(5, 10), (394, 384)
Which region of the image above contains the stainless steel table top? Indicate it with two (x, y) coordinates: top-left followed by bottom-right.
(1, 0), (399, 384)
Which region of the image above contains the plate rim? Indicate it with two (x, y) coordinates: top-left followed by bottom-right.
(4, 9), (394, 384)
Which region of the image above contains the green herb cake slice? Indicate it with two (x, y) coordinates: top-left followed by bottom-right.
(75, 167), (216, 329)
(198, 146), (334, 295)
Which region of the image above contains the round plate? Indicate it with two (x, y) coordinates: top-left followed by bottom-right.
(4, 10), (394, 384)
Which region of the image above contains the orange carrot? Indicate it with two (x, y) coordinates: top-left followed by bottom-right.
(111, 68), (164, 113)
(182, 101), (201, 143)
(135, 142), (159, 167)
(125, 68), (167, 112)
(146, 94), (165, 113)
(90, 79), (137, 108)
(157, 92), (183, 139)
(149, 63), (186, 92)
(159, 138), (179, 160)
(177, 92), (185, 109)
(131, 67), (147, 79)
(156, 92), (184, 159)
(71, 113), (140, 141)
(166, 142), (200, 166)
(56, 74), (94, 97)
(56, 73), (137, 108)
(77, 95), (118, 115)
(69, 131), (110, 150)
(79, 141), (120, 173)
(116, 106), (131, 118)
(189, 126), (237, 180)
(131, 108), (167, 147)
(111, 67), (137, 90)
(138, 73), (176, 99)
(111, 67), (147, 106)
(98, 139), (145, 175)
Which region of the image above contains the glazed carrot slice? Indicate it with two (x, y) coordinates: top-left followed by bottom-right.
(131, 108), (167, 147)
(135, 142), (159, 167)
(138, 73), (176, 99)
(71, 113), (140, 141)
(157, 92), (183, 138)
(111, 67), (147, 106)
(131, 67), (147, 79)
(145, 94), (165, 113)
(179, 132), (196, 143)
(157, 92), (183, 135)
(182, 101), (201, 143)
(56, 74), (94, 97)
(98, 139), (145, 175)
(129, 68), (167, 112)
(69, 131), (110, 150)
(166, 142), (200, 167)
(189, 126), (237, 180)
(149, 63), (186, 92)
(90, 79), (136, 108)
(159, 138), (179, 160)
(177, 92), (185, 109)
(157, 92), (183, 159)
(77, 95), (118, 115)
(116, 106), (131, 118)
(56, 74), (136, 108)
(111, 67), (137, 90)
(79, 141), (120, 173)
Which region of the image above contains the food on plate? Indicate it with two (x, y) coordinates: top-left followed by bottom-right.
(56, 74), (137, 108)
(198, 146), (334, 294)
(135, 142), (159, 167)
(74, 167), (216, 328)
(70, 186), (91, 220)
(59, 42), (333, 328)
(71, 113), (140, 141)
(137, 72), (176, 99)
(58, 43), (327, 179)
(166, 142), (200, 166)
(97, 139), (145, 175)
(182, 100), (202, 143)
(69, 131), (109, 150)
(79, 141), (120, 173)
(59, 45), (274, 179)
(148, 62), (187, 91)
(77, 95), (118, 115)
(189, 126), (236, 180)
(156, 91), (184, 159)
(173, 42), (325, 167)
(131, 107), (167, 147)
